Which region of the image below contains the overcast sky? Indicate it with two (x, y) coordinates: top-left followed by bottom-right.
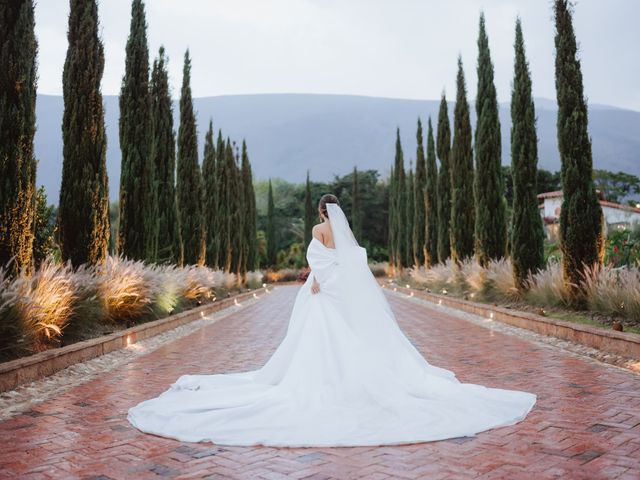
(34, 0), (640, 111)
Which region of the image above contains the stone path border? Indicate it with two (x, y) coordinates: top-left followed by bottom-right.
(387, 288), (640, 375)
(0, 292), (268, 421)
(386, 283), (640, 362)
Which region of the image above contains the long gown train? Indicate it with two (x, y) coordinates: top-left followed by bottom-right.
(128, 205), (536, 447)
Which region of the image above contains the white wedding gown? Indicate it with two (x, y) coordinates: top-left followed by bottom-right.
(128, 204), (536, 447)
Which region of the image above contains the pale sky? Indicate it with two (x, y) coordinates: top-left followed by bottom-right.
(35, 0), (640, 111)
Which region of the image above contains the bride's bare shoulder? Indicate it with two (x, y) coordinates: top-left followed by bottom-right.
(312, 223), (324, 238)
(312, 222), (330, 240)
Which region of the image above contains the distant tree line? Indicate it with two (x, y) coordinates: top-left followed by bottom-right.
(257, 170), (389, 268)
(0, 0), (257, 283)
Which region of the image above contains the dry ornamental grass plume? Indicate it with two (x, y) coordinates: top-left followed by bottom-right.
(525, 261), (572, 308)
(583, 265), (640, 320)
(96, 256), (155, 324)
(6, 259), (76, 353)
(0, 254), (261, 361)
(485, 259), (519, 301)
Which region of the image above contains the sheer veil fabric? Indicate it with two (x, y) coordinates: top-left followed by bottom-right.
(127, 203), (536, 447)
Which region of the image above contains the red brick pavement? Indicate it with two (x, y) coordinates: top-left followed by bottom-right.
(1, 285), (639, 480)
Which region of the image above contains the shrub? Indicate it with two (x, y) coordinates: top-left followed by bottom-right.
(369, 262), (389, 278)
(245, 271), (265, 289)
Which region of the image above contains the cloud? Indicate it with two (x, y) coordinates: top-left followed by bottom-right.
(34, 0), (640, 111)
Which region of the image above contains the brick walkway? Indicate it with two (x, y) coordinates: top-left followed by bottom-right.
(1, 286), (639, 480)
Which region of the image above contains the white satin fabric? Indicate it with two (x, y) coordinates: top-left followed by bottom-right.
(128, 208), (536, 447)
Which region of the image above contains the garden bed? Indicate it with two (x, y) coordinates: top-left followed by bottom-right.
(0, 288), (264, 393)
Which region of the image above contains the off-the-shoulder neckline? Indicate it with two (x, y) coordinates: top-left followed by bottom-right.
(311, 237), (336, 251)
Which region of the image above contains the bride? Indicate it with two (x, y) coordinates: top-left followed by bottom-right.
(128, 194), (536, 447)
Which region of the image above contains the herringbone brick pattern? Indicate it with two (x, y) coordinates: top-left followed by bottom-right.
(1, 286), (639, 479)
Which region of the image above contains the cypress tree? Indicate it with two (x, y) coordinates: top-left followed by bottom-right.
(436, 94), (452, 264)
(0, 0), (37, 276)
(59, 0), (110, 268)
(474, 12), (506, 266)
(230, 142), (243, 275)
(450, 57), (475, 263)
(118, 0), (156, 261)
(391, 129), (406, 270)
(241, 141), (257, 272)
(352, 167), (363, 240)
(150, 46), (181, 265)
(406, 166), (415, 266)
(388, 164), (396, 269)
(176, 50), (205, 266)
(413, 119), (426, 266)
(304, 171), (313, 248)
(425, 118), (439, 267)
(266, 179), (277, 266)
(217, 138), (233, 272)
(202, 120), (216, 267)
(554, 0), (604, 303)
(511, 19), (545, 289)
(213, 130), (225, 268)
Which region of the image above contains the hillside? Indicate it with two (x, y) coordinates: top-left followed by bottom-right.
(34, 93), (640, 203)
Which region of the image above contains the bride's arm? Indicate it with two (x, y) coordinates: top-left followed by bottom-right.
(311, 275), (320, 294)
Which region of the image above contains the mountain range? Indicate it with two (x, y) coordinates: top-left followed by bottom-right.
(34, 93), (640, 203)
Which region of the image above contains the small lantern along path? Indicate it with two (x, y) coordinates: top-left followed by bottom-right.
(0, 286), (639, 479)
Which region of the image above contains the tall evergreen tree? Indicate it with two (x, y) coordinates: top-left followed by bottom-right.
(212, 130), (225, 268)
(436, 94), (452, 264)
(413, 119), (426, 266)
(474, 12), (506, 266)
(388, 164), (396, 269)
(511, 19), (545, 288)
(118, 0), (156, 261)
(554, 0), (604, 303)
(150, 46), (181, 265)
(230, 142), (243, 275)
(217, 139), (234, 272)
(266, 179), (277, 266)
(390, 129), (406, 270)
(406, 166), (415, 266)
(59, 0), (110, 268)
(202, 120), (217, 267)
(304, 171), (314, 248)
(425, 118), (439, 267)
(241, 141), (257, 272)
(0, 0), (37, 276)
(352, 167), (363, 240)
(450, 57), (475, 263)
(176, 50), (205, 266)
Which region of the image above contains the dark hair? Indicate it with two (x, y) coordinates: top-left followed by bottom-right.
(318, 194), (339, 218)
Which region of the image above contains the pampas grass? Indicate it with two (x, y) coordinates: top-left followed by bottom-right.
(97, 256), (155, 324)
(583, 265), (640, 320)
(525, 261), (571, 307)
(0, 259), (76, 358)
(485, 259), (519, 302)
(410, 257), (640, 324)
(0, 255), (257, 361)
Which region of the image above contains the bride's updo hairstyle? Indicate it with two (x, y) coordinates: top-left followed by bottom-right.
(319, 194), (339, 218)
